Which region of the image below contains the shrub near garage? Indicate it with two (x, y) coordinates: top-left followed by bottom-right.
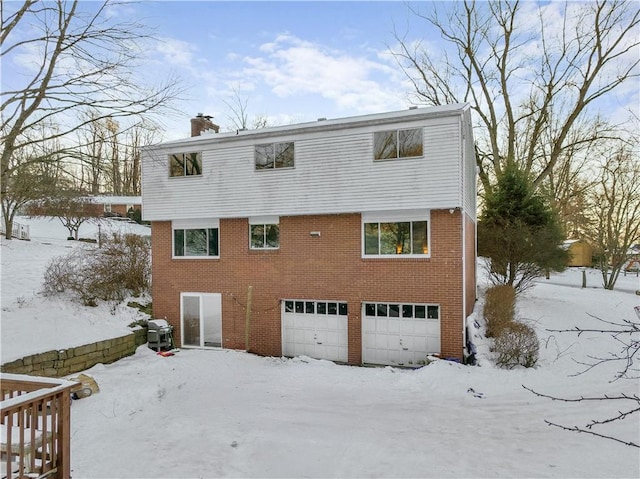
(483, 284), (539, 368)
(483, 285), (516, 338)
(494, 321), (539, 369)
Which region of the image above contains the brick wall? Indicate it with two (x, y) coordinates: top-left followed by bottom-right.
(151, 209), (472, 364)
(0, 328), (147, 378)
(465, 213), (477, 316)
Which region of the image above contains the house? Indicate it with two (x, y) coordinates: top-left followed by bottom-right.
(90, 195), (142, 217)
(563, 239), (593, 267)
(141, 104), (477, 367)
(24, 195), (141, 218)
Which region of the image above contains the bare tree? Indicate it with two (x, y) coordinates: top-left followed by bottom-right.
(1, 0), (183, 238)
(524, 313), (640, 448)
(222, 86), (270, 132)
(392, 1), (640, 196)
(1, 127), (63, 238)
(38, 191), (102, 240)
(121, 122), (158, 195)
(589, 141), (640, 290)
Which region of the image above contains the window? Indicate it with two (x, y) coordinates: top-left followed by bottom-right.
(364, 302), (439, 320)
(250, 224), (279, 249)
(284, 300), (348, 316)
(174, 228), (219, 257)
(374, 128), (423, 160)
(255, 142), (294, 170)
(170, 152), (202, 177)
(364, 220), (429, 256)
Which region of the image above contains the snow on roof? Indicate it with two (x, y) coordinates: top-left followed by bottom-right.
(86, 196), (141, 205)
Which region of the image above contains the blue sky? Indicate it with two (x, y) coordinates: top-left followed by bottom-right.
(3, 1), (637, 142)
(134, 1), (438, 138)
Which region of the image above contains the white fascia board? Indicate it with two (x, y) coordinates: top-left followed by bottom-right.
(144, 104), (470, 151)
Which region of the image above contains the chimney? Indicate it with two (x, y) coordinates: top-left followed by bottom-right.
(190, 113), (220, 137)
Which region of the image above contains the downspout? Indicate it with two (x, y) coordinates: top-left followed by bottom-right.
(460, 113), (467, 363)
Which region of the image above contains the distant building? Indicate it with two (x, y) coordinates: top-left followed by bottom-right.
(563, 239), (593, 267)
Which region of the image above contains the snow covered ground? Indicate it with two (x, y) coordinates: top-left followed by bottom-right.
(1, 216), (639, 478)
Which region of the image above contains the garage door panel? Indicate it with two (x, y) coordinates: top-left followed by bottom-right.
(377, 318), (400, 334)
(413, 321), (428, 334)
(282, 300), (348, 363)
(362, 302), (441, 367)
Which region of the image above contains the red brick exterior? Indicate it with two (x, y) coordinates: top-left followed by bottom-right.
(151, 209), (474, 364)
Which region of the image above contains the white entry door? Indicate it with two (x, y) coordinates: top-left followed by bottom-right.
(181, 293), (222, 348)
(362, 302), (440, 367)
(281, 300), (348, 362)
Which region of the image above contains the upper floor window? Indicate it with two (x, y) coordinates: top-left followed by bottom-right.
(255, 142), (294, 170)
(374, 128), (423, 160)
(174, 228), (219, 257)
(170, 152), (202, 177)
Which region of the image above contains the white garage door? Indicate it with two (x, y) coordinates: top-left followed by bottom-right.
(362, 302), (440, 367)
(282, 300), (348, 363)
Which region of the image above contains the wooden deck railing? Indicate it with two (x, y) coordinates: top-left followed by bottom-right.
(1, 374), (75, 479)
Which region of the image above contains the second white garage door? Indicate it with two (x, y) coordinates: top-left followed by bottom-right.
(362, 302), (440, 367)
(282, 300), (348, 363)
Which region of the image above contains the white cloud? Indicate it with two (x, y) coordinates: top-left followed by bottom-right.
(241, 34), (410, 114)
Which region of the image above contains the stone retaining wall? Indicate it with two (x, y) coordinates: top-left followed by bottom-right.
(1, 327), (148, 378)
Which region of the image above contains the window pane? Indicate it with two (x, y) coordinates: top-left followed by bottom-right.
(295, 301), (304, 313)
(185, 229), (208, 256)
(402, 304), (413, 318)
(285, 301), (294, 313)
(380, 222), (410, 254)
(412, 221), (428, 254)
(376, 303), (388, 317)
(266, 224), (279, 248)
(305, 302), (315, 314)
(389, 304), (400, 317)
(275, 142), (294, 168)
(317, 302), (327, 314)
(374, 131), (397, 160)
(169, 154), (185, 177)
(208, 228), (219, 256)
(185, 152), (202, 175)
(174, 229), (184, 256)
(398, 129), (423, 158)
(379, 223), (396, 254)
(328, 302), (337, 315)
(415, 305), (426, 318)
(365, 303), (376, 316)
(428, 306), (439, 319)
(255, 144), (273, 169)
(364, 223), (379, 254)
(338, 303), (348, 315)
(250, 225), (265, 248)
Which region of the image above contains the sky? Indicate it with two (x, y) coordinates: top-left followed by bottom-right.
(2, 216), (639, 477)
(136, 1), (432, 139)
(2, 1), (638, 143)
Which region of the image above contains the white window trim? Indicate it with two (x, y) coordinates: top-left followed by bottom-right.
(254, 141), (295, 171)
(172, 218), (220, 259)
(249, 216), (280, 250)
(168, 152), (203, 178)
(361, 210), (431, 259)
(373, 128), (424, 161)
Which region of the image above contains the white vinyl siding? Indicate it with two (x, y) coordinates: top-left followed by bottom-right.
(142, 110), (467, 221)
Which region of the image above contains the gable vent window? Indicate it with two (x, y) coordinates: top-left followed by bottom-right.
(169, 152), (202, 177)
(255, 142), (294, 170)
(374, 128), (423, 160)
